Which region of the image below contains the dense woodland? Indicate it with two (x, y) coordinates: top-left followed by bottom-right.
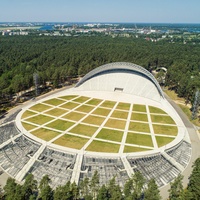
(0, 35), (200, 106)
(0, 157), (200, 200)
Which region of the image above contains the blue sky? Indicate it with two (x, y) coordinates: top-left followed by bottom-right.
(1, 0), (200, 23)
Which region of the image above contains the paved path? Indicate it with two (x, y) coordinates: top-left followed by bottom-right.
(159, 93), (200, 200)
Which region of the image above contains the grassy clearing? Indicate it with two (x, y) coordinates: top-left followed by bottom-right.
(131, 113), (148, 122)
(129, 122), (150, 133)
(105, 119), (126, 129)
(123, 146), (150, 153)
(96, 128), (123, 142)
(43, 98), (65, 106)
(100, 101), (116, 108)
(153, 124), (178, 136)
(59, 95), (78, 100)
(45, 108), (67, 117)
(126, 132), (153, 147)
(111, 110), (128, 119)
(60, 102), (79, 110)
(86, 140), (120, 153)
(46, 119), (75, 131)
(62, 112), (85, 121)
(25, 115), (54, 125)
(72, 96), (90, 103)
(31, 128), (60, 141)
(30, 103), (51, 112)
(151, 115), (175, 124)
(156, 136), (174, 147)
(82, 115), (105, 126)
(178, 104), (200, 127)
(70, 124), (98, 137)
(149, 106), (167, 114)
(132, 104), (146, 112)
(164, 89), (185, 102)
(116, 102), (130, 111)
(75, 105), (94, 113)
(22, 122), (37, 131)
(22, 110), (37, 119)
(86, 98), (102, 106)
(92, 108), (111, 116)
(53, 134), (88, 149)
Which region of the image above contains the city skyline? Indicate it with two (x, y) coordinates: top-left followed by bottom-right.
(1, 0), (200, 23)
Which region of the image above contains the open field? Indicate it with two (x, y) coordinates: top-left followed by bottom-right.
(126, 132), (153, 147)
(63, 112), (85, 121)
(31, 128), (60, 141)
(45, 108), (68, 117)
(70, 124), (98, 137)
(26, 114), (54, 125)
(86, 140), (120, 153)
(21, 95), (178, 153)
(46, 119), (75, 131)
(129, 122), (150, 133)
(96, 128), (123, 142)
(43, 98), (65, 106)
(156, 136), (174, 147)
(53, 134), (88, 149)
(105, 119), (126, 129)
(151, 115), (175, 124)
(131, 113), (148, 122)
(21, 110), (37, 119)
(29, 103), (51, 112)
(123, 145), (150, 153)
(132, 104), (146, 112)
(153, 124), (178, 136)
(82, 115), (105, 125)
(149, 106), (167, 114)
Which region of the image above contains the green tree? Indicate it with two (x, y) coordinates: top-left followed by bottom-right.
(90, 170), (100, 199)
(107, 177), (123, 200)
(144, 179), (161, 200)
(39, 175), (53, 200)
(168, 174), (184, 200)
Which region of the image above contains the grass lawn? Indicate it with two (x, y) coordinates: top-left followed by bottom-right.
(22, 122), (37, 131)
(100, 100), (116, 108)
(178, 104), (200, 127)
(86, 98), (102, 106)
(70, 124), (98, 137)
(153, 124), (178, 136)
(151, 115), (175, 124)
(116, 102), (130, 111)
(149, 106), (167, 114)
(92, 108), (111, 116)
(156, 136), (174, 147)
(82, 115), (105, 126)
(43, 98), (65, 106)
(21, 110), (37, 119)
(25, 114), (54, 125)
(96, 128), (123, 142)
(62, 112), (85, 121)
(31, 128), (60, 141)
(46, 119), (75, 131)
(59, 95), (78, 100)
(72, 96), (90, 103)
(53, 134), (88, 149)
(75, 105), (95, 113)
(129, 122), (150, 133)
(126, 132), (153, 147)
(111, 110), (128, 119)
(86, 140), (120, 153)
(132, 104), (146, 112)
(123, 145), (150, 153)
(45, 108), (68, 117)
(29, 103), (51, 112)
(105, 119), (126, 129)
(60, 102), (79, 110)
(131, 113), (148, 122)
